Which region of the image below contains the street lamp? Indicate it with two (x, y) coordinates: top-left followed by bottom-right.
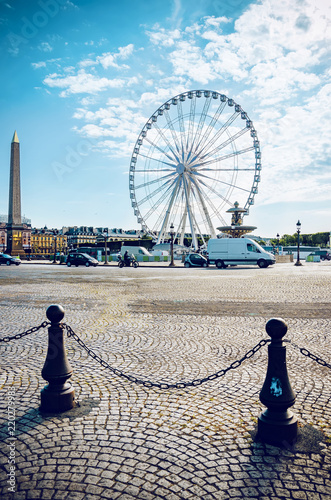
(294, 220), (302, 266)
(27, 235), (31, 261)
(103, 230), (108, 265)
(276, 233), (280, 255)
(7, 236), (12, 254)
(53, 230), (58, 263)
(169, 223), (176, 267)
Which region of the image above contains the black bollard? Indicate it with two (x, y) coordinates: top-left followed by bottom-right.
(40, 305), (75, 412)
(258, 318), (297, 445)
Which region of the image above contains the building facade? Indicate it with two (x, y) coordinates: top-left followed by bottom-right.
(30, 230), (67, 257)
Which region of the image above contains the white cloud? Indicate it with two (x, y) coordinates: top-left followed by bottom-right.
(44, 0), (330, 213)
(147, 27), (181, 47)
(79, 44), (134, 69)
(38, 42), (53, 52)
(32, 61), (47, 69)
(43, 70), (125, 96)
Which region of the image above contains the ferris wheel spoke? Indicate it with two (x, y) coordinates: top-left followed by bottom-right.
(187, 190), (210, 248)
(190, 96), (212, 158)
(199, 127), (250, 162)
(195, 146), (255, 169)
(196, 101), (227, 153)
(177, 100), (186, 157)
(196, 172), (251, 193)
(190, 178), (229, 226)
(137, 176), (176, 206)
(182, 175), (199, 250)
(134, 168), (174, 173)
(196, 111), (241, 160)
(143, 180), (179, 223)
(186, 97), (196, 156)
(163, 109), (182, 156)
(153, 123), (181, 162)
(144, 135), (179, 164)
(137, 152), (177, 169)
(190, 177), (217, 238)
(135, 172), (176, 191)
(156, 178), (181, 244)
(190, 174), (233, 209)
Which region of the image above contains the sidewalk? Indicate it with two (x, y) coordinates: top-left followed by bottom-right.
(0, 264), (330, 499)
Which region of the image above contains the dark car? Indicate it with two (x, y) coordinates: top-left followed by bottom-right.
(308, 250), (331, 261)
(66, 252), (99, 267)
(0, 253), (21, 266)
(184, 253), (208, 268)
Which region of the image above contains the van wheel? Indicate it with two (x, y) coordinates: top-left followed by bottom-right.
(67, 262), (71, 267)
(216, 260), (225, 269)
(258, 259), (267, 268)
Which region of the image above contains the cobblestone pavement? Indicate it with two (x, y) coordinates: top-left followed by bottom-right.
(0, 262), (330, 500)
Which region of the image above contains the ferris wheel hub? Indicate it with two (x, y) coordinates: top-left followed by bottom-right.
(176, 162), (185, 175)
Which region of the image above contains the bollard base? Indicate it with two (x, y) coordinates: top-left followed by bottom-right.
(258, 409), (298, 446)
(40, 383), (75, 413)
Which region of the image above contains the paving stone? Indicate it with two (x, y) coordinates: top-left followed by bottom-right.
(0, 263), (330, 499)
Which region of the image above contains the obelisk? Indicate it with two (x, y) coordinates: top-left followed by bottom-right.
(7, 131), (24, 256)
(8, 131), (21, 225)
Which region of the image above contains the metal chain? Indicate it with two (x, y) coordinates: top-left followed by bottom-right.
(0, 321), (50, 343)
(289, 341), (331, 369)
(64, 323), (270, 389)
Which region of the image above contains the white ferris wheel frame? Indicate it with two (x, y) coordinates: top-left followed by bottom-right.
(129, 90), (261, 250)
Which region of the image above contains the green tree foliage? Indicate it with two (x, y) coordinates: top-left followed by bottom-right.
(279, 232), (329, 247)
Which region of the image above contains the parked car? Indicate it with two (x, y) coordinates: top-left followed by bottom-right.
(0, 253), (21, 266)
(184, 253), (208, 268)
(307, 250), (331, 261)
(66, 252), (99, 267)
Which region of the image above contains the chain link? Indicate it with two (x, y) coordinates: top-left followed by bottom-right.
(289, 341), (331, 369)
(0, 321), (50, 343)
(64, 323), (270, 390)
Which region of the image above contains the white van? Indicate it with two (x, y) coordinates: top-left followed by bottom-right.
(207, 238), (275, 268)
(121, 246), (152, 258)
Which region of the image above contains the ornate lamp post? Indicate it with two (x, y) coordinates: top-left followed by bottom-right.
(169, 223), (176, 267)
(276, 233), (280, 254)
(27, 235), (31, 261)
(7, 236), (12, 254)
(103, 230), (108, 265)
(294, 220), (302, 266)
(53, 230), (58, 263)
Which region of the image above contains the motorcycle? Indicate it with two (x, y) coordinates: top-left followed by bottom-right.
(117, 255), (139, 268)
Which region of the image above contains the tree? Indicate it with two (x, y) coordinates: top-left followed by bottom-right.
(280, 234), (297, 246)
(279, 231), (329, 247)
(312, 232), (329, 247)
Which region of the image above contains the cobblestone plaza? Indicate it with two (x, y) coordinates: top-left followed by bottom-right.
(0, 262), (330, 499)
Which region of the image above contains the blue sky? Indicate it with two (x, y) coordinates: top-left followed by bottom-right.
(0, 0), (330, 238)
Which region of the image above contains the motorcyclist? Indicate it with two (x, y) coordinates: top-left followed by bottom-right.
(124, 250), (131, 267)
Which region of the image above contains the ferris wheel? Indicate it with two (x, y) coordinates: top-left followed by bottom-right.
(129, 90), (261, 250)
